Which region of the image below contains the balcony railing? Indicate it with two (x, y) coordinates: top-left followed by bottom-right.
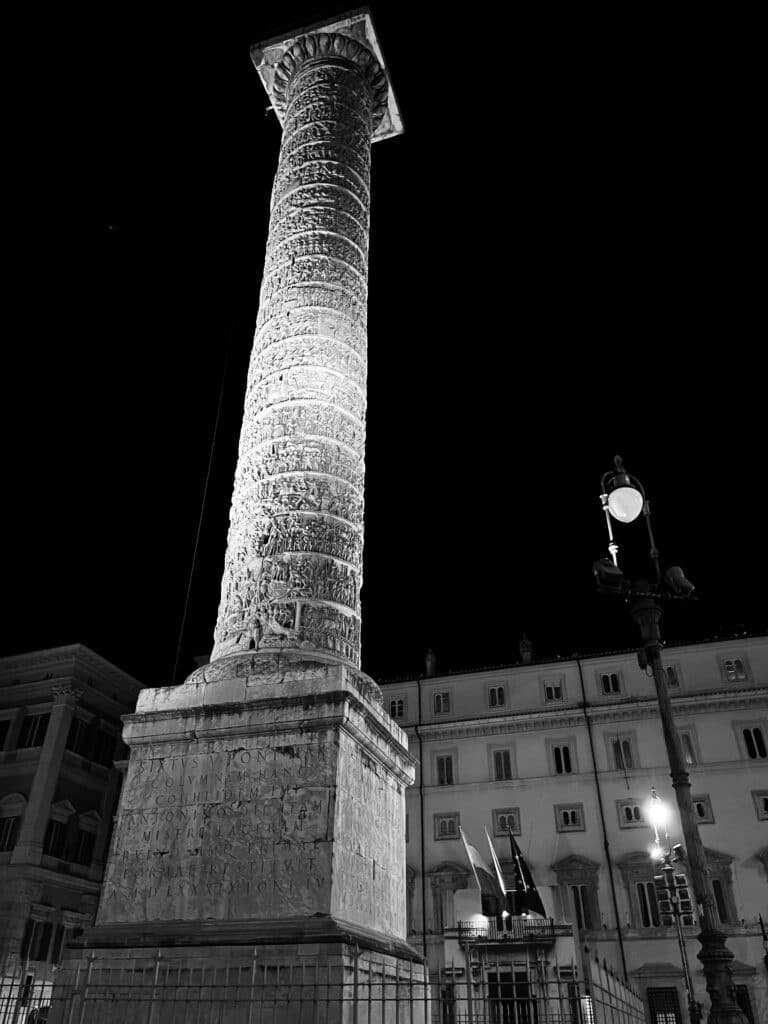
(456, 917), (571, 944)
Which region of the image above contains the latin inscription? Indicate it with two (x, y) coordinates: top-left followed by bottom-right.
(99, 737), (335, 924)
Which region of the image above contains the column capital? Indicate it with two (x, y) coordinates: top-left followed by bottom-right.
(51, 683), (83, 705)
(251, 8), (403, 142)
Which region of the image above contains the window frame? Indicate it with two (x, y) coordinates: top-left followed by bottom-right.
(734, 719), (768, 761)
(388, 695), (407, 720)
(435, 752), (456, 787)
(751, 790), (768, 821)
(492, 807), (521, 837)
(607, 731), (638, 772)
(433, 690), (452, 716)
(720, 654), (750, 683)
(487, 685), (506, 710)
(675, 724), (700, 766)
(617, 799), (646, 829)
(547, 737), (577, 776)
(18, 711), (51, 749)
(664, 663), (682, 688)
(433, 812), (460, 841)
(541, 675), (566, 704)
(596, 670), (622, 697)
(691, 794), (715, 824)
(489, 745), (515, 781)
(555, 803), (585, 833)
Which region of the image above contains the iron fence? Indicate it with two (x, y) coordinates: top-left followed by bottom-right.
(0, 950), (646, 1024)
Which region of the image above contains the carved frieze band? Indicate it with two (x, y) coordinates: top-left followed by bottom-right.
(211, 41), (375, 667)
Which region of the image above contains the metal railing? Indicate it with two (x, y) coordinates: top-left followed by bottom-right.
(1, 950), (646, 1024)
(455, 919), (568, 943)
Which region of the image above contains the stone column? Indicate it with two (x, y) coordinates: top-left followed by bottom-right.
(211, 29), (393, 669)
(11, 684), (81, 864)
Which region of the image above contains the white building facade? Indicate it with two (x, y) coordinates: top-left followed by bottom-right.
(381, 634), (768, 1024)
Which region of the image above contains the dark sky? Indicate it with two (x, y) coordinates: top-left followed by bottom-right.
(4, 6), (765, 686)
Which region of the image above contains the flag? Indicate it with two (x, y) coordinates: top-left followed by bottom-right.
(485, 827), (507, 896)
(507, 832), (547, 918)
(459, 827), (505, 917)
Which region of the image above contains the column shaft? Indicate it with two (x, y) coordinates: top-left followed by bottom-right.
(212, 44), (377, 668)
(11, 688), (79, 864)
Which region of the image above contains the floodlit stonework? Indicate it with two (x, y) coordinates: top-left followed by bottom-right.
(48, 12), (425, 1023)
(211, 28), (396, 667)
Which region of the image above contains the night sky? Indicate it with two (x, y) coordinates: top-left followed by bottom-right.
(4, 6), (765, 686)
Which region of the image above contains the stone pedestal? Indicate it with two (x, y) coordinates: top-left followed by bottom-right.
(50, 654), (427, 1021)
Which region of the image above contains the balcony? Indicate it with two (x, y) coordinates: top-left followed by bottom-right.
(455, 917), (572, 945)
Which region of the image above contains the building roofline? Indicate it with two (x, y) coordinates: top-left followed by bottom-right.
(377, 630), (768, 686)
(0, 644), (144, 692)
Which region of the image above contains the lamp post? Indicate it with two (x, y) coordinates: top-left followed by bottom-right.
(594, 456), (747, 1024)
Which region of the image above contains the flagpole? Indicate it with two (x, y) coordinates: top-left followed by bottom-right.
(507, 826), (518, 916)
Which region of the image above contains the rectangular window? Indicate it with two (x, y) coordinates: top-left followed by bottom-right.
(43, 819), (67, 859)
(680, 731), (697, 766)
(636, 881), (660, 927)
(74, 829), (96, 866)
(21, 920), (54, 963)
(742, 726), (767, 759)
(492, 808), (520, 837)
(647, 987), (682, 1024)
(66, 717), (89, 756)
(19, 713), (50, 749)
(436, 755), (454, 786)
(50, 924), (66, 965)
(0, 816), (21, 851)
(488, 685), (506, 708)
(493, 749), (513, 781)
(599, 672), (621, 696)
(723, 658), (747, 682)
(692, 795), (714, 824)
(434, 813), (460, 840)
(617, 800), (645, 828)
(665, 666), (680, 687)
(434, 692), (451, 715)
(555, 804), (584, 832)
(389, 697), (406, 720)
(611, 736), (635, 771)
(712, 878), (729, 924)
(752, 790), (768, 820)
(570, 884), (593, 929)
(552, 744), (573, 775)
(548, 679), (565, 704)
(0, 719), (10, 749)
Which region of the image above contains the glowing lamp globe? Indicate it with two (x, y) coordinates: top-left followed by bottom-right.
(607, 484), (644, 523)
(648, 795), (669, 829)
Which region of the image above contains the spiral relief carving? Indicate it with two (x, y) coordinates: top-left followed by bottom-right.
(211, 33), (382, 666)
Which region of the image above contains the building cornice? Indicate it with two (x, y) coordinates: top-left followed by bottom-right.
(0, 644), (143, 694)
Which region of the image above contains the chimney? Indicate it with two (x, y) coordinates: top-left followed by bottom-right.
(425, 649), (437, 677)
(519, 634), (533, 665)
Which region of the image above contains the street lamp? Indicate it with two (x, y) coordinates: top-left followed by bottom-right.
(594, 456), (747, 1024)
